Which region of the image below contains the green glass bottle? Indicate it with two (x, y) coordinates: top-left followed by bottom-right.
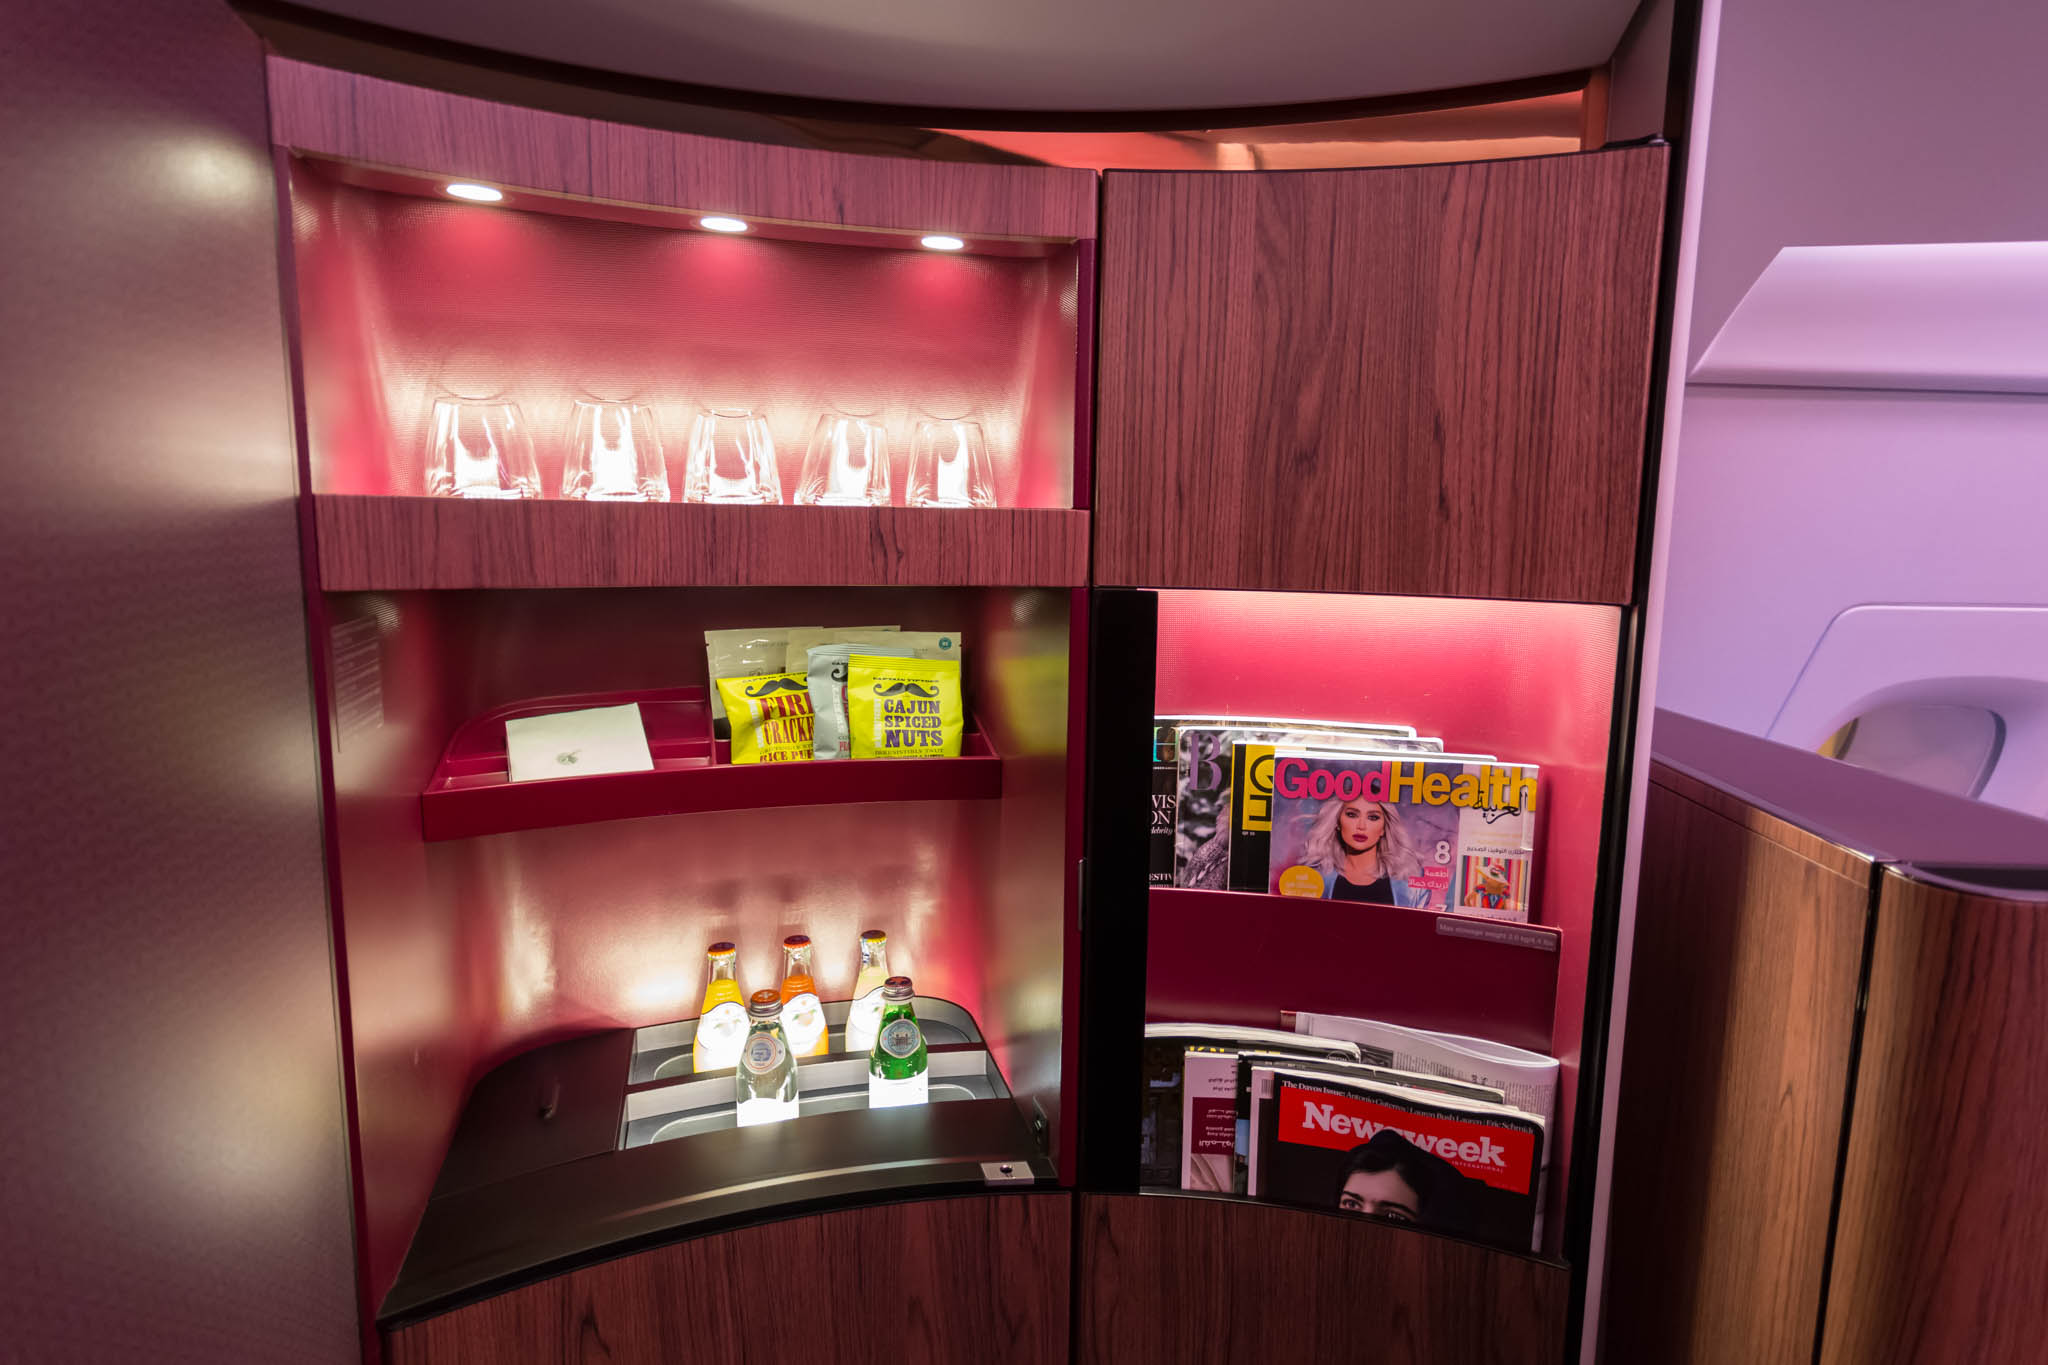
(866, 975), (929, 1109)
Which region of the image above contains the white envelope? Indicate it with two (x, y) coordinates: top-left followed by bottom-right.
(505, 703), (655, 783)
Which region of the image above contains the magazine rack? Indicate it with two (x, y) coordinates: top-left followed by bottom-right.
(265, 41), (1678, 1365)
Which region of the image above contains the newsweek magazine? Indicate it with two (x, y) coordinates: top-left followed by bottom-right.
(1173, 721), (1435, 891)
(1227, 1050), (1507, 1196)
(1289, 1010), (1561, 1242)
(1248, 1065), (1545, 1251)
(1138, 1022), (1362, 1187)
(1262, 749), (1539, 919)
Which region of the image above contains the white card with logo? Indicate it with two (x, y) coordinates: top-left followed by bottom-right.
(505, 704), (655, 783)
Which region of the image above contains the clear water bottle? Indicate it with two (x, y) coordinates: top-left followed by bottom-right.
(735, 989), (799, 1127)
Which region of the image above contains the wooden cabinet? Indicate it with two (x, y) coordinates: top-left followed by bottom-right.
(1093, 148), (1666, 601)
(1820, 869), (2048, 1365)
(386, 1193), (1071, 1365)
(1603, 711), (2048, 1364)
(1074, 1194), (1567, 1365)
(1600, 756), (1870, 1365)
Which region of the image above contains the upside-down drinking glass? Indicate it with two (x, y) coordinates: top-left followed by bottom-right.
(564, 400), (668, 501)
(906, 417), (997, 508)
(794, 408), (892, 506)
(683, 407), (781, 504)
(424, 399), (541, 499)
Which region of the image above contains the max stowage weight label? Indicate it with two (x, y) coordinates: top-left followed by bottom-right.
(742, 1032), (787, 1075)
(879, 1018), (923, 1058)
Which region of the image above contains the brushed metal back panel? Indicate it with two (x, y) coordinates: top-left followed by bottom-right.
(0, 2), (359, 1360)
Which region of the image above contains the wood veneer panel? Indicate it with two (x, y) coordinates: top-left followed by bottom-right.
(1600, 777), (1871, 1364)
(268, 58), (1096, 240)
(1075, 1194), (1566, 1365)
(1819, 872), (2048, 1365)
(387, 1193), (1070, 1365)
(1093, 147), (1666, 600)
(314, 495), (1089, 589)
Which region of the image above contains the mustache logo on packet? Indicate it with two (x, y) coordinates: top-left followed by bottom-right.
(744, 676), (811, 697)
(872, 681), (941, 699)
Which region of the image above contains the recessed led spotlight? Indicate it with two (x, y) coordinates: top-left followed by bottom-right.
(444, 183), (503, 203)
(920, 234), (967, 251)
(700, 215), (750, 233)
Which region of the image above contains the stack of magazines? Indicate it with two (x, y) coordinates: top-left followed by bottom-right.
(1142, 1014), (1559, 1253)
(1152, 715), (1541, 922)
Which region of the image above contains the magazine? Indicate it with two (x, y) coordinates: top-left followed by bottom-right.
(1247, 1064), (1545, 1251)
(1180, 1047), (1238, 1192)
(1287, 1010), (1561, 1242)
(1174, 721), (1434, 891)
(1138, 1022), (1362, 1187)
(1228, 743), (1497, 897)
(1229, 1049), (1506, 1195)
(1261, 748), (1539, 919)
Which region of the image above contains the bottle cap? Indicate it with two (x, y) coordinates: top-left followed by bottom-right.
(708, 941), (737, 957)
(882, 975), (914, 1001)
(860, 929), (887, 943)
(782, 934), (812, 949)
(747, 989), (783, 1018)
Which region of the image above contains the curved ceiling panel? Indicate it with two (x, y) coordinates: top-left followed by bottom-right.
(282, 0), (1642, 113)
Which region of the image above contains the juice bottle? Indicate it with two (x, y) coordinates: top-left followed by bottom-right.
(778, 934), (829, 1057)
(691, 941), (747, 1073)
(844, 929), (891, 1057)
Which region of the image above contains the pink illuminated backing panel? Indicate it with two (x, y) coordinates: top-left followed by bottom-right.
(1150, 588), (1619, 1253)
(289, 166), (1079, 507)
(327, 585), (1076, 1311)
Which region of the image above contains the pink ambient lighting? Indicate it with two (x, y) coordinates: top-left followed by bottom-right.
(443, 183), (503, 203)
(920, 234), (967, 251)
(698, 215), (749, 233)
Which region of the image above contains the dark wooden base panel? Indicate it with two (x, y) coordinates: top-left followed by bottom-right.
(386, 1193), (1070, 1365)
(1075, 1194), (1567, 1365)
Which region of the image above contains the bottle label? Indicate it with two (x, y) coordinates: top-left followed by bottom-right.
(879, 1018), (923, 1059)
(869, 1071), (930, 1109)
(782, 991), (826, 1054)
(846, 987), (885, 1053)
(742, 1032), (787, 1075)
(696, 1001), (748, 1069)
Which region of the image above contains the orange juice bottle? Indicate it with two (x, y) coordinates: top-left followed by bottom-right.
(691, 941), (747, 1072)
(779, 934), (830, 1057)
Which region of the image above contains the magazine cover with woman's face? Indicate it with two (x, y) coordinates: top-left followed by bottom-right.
(1266, 750), (1538, 918)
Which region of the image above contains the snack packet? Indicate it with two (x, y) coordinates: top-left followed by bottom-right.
(716, 672), (816, 764)
(705, 628), (816, 739)
(782, 626), (903, 674)
(807, 643), (916, 760)
(884, 631), (963, 664)
(847, 655), (964, 759)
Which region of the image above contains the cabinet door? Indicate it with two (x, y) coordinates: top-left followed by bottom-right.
(386, 1193), (1069, 1365)
(1095, 148), (1666, 601)
(1076, 1194), (1567, 1365)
